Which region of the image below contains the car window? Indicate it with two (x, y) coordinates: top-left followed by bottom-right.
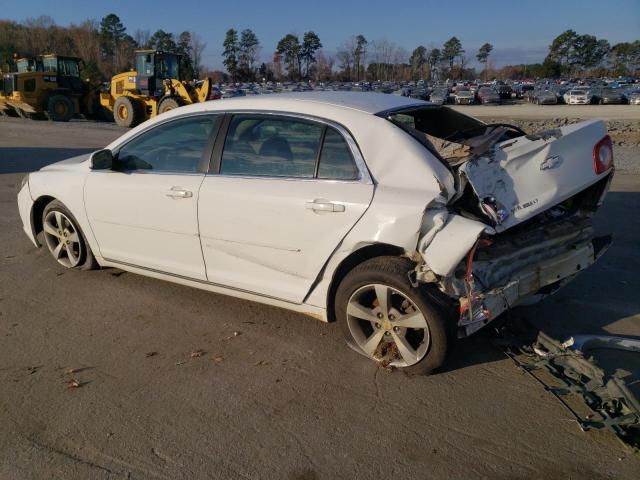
(117, 115), (218, 172)
(317, 128), (359, 180)
(220, 115), (324, 178)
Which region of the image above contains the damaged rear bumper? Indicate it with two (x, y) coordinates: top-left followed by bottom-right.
(458, 235), (611, 336)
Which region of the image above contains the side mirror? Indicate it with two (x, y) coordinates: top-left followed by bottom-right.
(90, 149), (113, 170)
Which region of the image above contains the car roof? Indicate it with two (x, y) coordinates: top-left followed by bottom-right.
(185, 91), (429, 116)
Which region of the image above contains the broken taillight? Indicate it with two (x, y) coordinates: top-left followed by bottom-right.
(593, 135), (614, 175)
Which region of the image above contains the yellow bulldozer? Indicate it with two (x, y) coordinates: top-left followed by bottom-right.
(100, 50), (211, 127)
(0, 54), (99, 121)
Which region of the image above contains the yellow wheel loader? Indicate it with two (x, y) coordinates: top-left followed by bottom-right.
(0, 54), (99, 121)
(100, 50), (211, 128)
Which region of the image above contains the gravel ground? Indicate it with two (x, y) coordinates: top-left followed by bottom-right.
(1, 116), (639, 479)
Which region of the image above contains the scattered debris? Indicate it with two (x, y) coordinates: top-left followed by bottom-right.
(254, 360), (271, 367)
(225, 331), (243, 340)
(64, 367), (77, 374)
(211, 354), (224, 364)
(145, 351), (158, 358)
(493, 321), (640, 449)
(190, 350), (205, 358)
(66, 379), (82, 389)
(562, 335), (640, 354)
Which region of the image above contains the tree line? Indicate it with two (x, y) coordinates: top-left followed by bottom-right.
(222, 30), (638, 83)
(1, 15), (638, 83)
(0, 14), (206, 82)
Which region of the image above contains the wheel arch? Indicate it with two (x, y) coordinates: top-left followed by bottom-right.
(30, 194), (56, 246)
(325, 242), (405, 323)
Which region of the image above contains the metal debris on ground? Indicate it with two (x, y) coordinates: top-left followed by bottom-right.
(492, 320), (640, 449)
(190, 350), (205, 358)
(211, 354), (224, 364)
(66, 379), (81, 389)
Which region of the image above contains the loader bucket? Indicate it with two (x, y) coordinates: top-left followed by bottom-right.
(197, 78), (212, 103)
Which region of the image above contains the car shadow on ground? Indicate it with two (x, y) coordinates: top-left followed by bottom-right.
(0, 147), (95, 174)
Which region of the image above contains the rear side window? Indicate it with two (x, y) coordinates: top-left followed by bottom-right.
(317, 129), (359, 180)
(116, 115), (218, 172)
(220, 114), (359, 180)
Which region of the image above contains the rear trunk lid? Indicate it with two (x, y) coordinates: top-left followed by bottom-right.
(458, 119), (611, 232)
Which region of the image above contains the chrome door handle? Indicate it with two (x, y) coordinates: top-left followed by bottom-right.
(305, 199), (345, 213)
(166, 187), (193, 199)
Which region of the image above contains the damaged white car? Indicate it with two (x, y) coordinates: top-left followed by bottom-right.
(17, 92), (614, 374)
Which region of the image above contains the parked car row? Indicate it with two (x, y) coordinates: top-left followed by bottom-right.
(198, 76), (639, 108)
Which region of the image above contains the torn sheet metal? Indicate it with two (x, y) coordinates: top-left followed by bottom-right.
(420, 214), (493, 277)
(459, 119), (609, 232)
(564, 335), (640, 355)
(494, 324), (640, 449)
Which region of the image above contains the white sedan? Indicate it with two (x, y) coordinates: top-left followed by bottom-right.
(564, 88), (592, 105)
(17, 92), (614, 374)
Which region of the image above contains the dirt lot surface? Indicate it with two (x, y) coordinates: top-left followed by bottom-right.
(1, 116), (640, 479)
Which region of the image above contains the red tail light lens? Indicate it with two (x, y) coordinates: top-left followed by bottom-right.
(593, 135), (614, 174)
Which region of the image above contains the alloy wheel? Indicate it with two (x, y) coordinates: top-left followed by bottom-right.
(43, 210), (83, 268)
(346, 284), (430, 367)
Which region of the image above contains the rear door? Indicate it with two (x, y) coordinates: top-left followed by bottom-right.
(198, 113), (374, 303)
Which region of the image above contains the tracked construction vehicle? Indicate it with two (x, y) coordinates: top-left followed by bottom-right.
(100, 50), (211, 127)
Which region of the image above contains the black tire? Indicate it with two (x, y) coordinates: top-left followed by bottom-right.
(113, 96), (144, 128)
(42, 200), (98, 270)
(158, 96), (183, 115)
(335, 256), (450, 375)
(47, 95), (75, 122)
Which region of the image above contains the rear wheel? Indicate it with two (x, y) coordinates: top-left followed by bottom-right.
(336, 256), (450, 375)
(158, 96), (183, 115)
(42, 200), (97, 270)
(113, 96), (144, 128)
(47, 95), (75, 122)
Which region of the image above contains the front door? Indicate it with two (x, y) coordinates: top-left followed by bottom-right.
(85, 114), (220, 279)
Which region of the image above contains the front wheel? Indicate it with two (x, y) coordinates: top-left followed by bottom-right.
(113, 96), (144, 128)
(42, 200), (97, 270)
(335, 257), (450, 375)
(47, 95), (75, 122)
(158, 96), (183, 115)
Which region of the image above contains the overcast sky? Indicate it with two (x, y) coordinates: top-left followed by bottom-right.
(3, 0), (639, 69)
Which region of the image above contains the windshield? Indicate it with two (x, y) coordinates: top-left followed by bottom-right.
(16, 59), (31, 72)
(156, 55), (179, 79)
(58, 58), (80, 77)
(43, 57), (57, 72)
